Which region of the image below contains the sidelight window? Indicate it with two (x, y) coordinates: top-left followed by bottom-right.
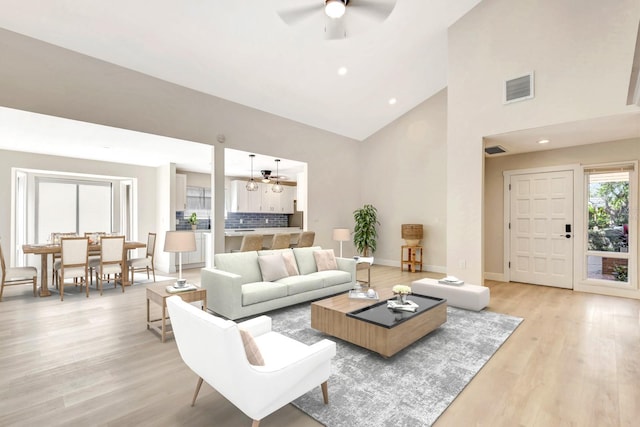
(584, 164), (635, 285)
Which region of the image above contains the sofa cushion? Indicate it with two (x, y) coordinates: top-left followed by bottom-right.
(242, 282), (289, 306)
(309, 270), (352, 288)
(257, 254), (289, 282)
(238, 329), (265, 366)
(259, 248), (299, 276)
(292, 246), (322, 275)
(276, 275), (324, 295)
(215, 251), (262, 285)
(314, 249), (338, 271)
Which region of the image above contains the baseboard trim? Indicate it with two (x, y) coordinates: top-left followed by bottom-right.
(484, 272), (505, 281)
(373, 258), (446, 274)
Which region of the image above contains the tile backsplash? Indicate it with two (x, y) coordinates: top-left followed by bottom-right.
(225, 212), (288, 229)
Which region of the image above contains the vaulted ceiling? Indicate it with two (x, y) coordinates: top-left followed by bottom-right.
(0, 0), (482, 141)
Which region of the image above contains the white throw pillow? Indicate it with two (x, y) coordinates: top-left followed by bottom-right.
(257, 254), (289, 282)
(313, 249), (338, 271)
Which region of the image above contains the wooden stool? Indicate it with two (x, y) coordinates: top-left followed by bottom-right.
(401, 245), (423, 272)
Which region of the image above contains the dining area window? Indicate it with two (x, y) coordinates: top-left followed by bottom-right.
(36, 178), (113, 244)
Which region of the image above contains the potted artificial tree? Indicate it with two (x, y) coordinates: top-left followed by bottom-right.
(353, 204), (379, 256)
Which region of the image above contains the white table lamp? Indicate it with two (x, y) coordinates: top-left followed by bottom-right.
(332, 228), (350, 258)
(164, 231), (196, 287)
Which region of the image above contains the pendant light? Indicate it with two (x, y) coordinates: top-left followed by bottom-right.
(272, 159), (284, 193)
(246, 154), (259, 191)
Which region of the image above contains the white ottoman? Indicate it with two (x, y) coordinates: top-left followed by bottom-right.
(411, 278), (490, 311)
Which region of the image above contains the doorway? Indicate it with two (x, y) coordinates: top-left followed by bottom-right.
(506, 169), (575, 289)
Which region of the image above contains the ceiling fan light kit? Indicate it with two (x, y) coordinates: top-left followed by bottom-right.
(325, 0), (346, 19)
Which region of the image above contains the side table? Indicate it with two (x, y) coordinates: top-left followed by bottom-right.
(146, 283), (207, 343)
(401, 245), (423, 272)
(356, 261), (372, 287)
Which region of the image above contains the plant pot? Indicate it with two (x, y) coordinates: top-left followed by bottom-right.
(191, 225), (197, 231)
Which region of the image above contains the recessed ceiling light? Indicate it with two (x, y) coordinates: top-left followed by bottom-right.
(337, 66), (348, 76)
(388, 98), (397, 105)
(538, 139), (550, 144)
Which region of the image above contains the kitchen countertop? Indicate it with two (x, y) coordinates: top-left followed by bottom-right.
(224, 227), (302, 237)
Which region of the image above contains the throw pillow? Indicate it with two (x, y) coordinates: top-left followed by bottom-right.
(281, 251), (300, 276)
(314, 249), (338, 271)
(239, 329), (265, 366)
(257, 254), (289, 282)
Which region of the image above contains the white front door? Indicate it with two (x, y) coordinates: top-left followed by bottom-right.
(509, 170), (573, 288)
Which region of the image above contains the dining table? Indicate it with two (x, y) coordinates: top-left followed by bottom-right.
(22, 240), (147, 297)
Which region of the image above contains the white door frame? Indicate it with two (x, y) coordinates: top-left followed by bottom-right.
(503, 164), (581, 285)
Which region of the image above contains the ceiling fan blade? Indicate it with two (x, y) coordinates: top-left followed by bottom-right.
(277, 4), (322, 26)
(348, 0), (396, 22)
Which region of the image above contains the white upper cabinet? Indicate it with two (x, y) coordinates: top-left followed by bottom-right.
(229, 180), (294, 213)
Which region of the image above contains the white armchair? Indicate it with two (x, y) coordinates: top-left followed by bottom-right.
(166, 295), (336, 427)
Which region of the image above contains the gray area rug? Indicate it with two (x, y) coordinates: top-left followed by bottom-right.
(267, 302), (523, 427)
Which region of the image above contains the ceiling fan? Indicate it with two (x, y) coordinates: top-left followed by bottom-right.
(277, 0), (397, 40)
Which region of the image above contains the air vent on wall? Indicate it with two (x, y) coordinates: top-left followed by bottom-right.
(485, 145), (507, 155)
(504, 72), (534, 104)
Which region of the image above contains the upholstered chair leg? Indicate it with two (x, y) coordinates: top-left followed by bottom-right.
(151, 264), (156, 282)
(251, 420), (260, 427)
(191, 377), (204, 407)
(32, 277), (37, 297)
(0, 284), (4, 301)
(321, 381), (329, 404)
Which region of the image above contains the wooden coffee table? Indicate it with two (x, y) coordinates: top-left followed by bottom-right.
(311, 290), (446, 357)
(146, 283), (207, 343)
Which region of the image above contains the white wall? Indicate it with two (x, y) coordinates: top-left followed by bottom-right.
(360, 89), (448, 270)
(447, 0), (640, 284)
(0, 28), (361, 257)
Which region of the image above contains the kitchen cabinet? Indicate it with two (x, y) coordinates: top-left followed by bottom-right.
(175, 173), (187, 211)
(183, 232), (207, 266)
(230, 180), (261, 212)
(229, 180), (294, 213)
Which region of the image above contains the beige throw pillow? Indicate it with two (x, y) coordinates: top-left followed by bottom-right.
(281, 251), (300, 276)
(257, 254), (289, 282)
(314, 249), (338, 271)
(239, 329), (265, 366)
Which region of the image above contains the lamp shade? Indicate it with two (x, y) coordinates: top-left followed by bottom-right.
(332, 228), (350, 242)
(164, 231), (196, 253)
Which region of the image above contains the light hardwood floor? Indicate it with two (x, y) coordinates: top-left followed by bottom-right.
(0, 266), (638, 426)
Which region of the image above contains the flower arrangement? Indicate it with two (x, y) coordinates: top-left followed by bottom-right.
(392, 285), (411, 295)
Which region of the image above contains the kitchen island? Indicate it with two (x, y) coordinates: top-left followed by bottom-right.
(224, 227), (303, 252)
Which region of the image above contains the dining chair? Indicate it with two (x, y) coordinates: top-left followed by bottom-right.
(85, 232), (107, 284)
(127, 232), (156, 284)
(0, 239), (38, 301)
(268, 233), (291, 250)
(56, 236), (89, 301)
(51, 232), (78, 288)
(94, 236), (125, 295)
(295, 231), (315, 248)
(239, 234), (264, 252)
